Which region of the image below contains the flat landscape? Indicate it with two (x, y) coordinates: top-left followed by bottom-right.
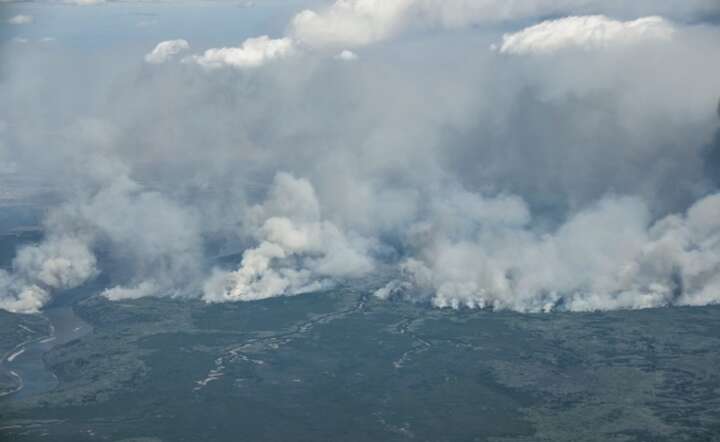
(2, 287), (720, 441)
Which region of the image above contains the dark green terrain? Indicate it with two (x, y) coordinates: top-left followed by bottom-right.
(0, 231), (50, 396)
(2, 285), (720, 442)
(0, 311), (48, 397)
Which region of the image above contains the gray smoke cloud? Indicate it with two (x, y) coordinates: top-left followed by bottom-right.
(202, 172), (374, 303)
(0, 236), (97, 312)
(376, 192), (720, 311)
(1, 1), (720, 313)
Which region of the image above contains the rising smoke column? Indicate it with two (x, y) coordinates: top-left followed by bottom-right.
(203, 173), (373, 302)
(0, 173), (205, 313)
(0, 236), (97, 313)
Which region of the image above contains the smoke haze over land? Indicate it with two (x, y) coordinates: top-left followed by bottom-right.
(1, 0), (720, 313)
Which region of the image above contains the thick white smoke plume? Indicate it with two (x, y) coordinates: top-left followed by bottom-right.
(0, 237), (97, 313)
(0, 172), (204, 312)
(2, 0), (720, 314)
(376, 192), (720, 312)
(203, 173), (373, 302)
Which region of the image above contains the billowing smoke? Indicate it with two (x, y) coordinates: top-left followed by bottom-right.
(0, 236), (97, 313)
(0, 169), (204, 312)
(1, 0), (720, 313)
(203, 173), (373, 302)
(376, 192), (720, 311)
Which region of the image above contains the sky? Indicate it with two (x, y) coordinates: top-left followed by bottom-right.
(1, 0), (720, 314)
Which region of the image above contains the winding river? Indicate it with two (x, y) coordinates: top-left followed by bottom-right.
(0, 306), (92, 400)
